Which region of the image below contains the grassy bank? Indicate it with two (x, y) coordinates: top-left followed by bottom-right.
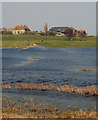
(1, 35), (96, 48)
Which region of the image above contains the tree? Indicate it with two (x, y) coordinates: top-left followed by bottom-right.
(80, 30), (87, 40)
(43, 23), (48, 36)
(74, 30), (87, 40)
(48, 31), (55, 36)
(64, 27), (75, 40)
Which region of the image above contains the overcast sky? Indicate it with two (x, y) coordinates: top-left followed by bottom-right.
(2, 2), (96, 35)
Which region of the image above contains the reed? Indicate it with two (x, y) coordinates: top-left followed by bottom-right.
(2, 107), (97, 118)
(2, 82), (98, 96)
(2, 97), (97, 119)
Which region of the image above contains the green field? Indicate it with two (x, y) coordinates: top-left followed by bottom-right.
(1, 35), (96, 48)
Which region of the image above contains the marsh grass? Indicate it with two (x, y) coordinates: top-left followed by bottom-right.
(31, 57), (40, 59)
(2, 97), (97, 118)
(3, 107), (97, 118)
(2, 35), (96, 48)
(5, 110), (98, 118)
(2, 83), (98, 96)
(80, 69), (93, 72)
(72, 69), (96, 72)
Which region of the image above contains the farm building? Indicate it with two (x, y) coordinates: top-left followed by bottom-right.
(49, 27), (67, 36)
(49, 27), (67, 33)
(1, 28), (12, 34)
(12, 25), (30, 35)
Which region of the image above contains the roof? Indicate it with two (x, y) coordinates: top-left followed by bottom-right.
(13, 25), (30, 31)
(2, 28), (12, 31)
(49, 27), (67, 33)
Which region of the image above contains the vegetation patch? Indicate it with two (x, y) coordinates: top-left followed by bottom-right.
(72, 69), (96, 72)
(2, 83), (98, 96)
(2, 97), (97, 118)
(80, 69), (93, 72)
(31, 57), (40, 59)
(1, 35), (96, 48)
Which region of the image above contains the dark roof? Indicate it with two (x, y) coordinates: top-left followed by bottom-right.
(49, 27), (67, 33)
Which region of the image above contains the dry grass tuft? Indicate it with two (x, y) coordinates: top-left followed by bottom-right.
(2, 107), (97, 118)
(2, 95), (97, 118)
(2, 82), (98, 96)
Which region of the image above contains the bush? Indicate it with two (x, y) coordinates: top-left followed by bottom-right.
(2, 31), (12, 35)
(64, 27), (75, 40)
(40, 32), (45, 36)
(24, 31), (31, 35)
(48, 31), (55, 36)
(24, 31), (39, 35)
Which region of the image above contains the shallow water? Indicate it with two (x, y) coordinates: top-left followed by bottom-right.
(2, 47), (96, 110)
(3, 89), (96, 111)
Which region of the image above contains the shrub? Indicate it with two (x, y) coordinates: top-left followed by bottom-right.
(48, 31), (55, 36)
(40, 32), (45, 36)
(2, 31), (12, 35)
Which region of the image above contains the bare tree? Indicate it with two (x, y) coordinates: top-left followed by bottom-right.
(64, 27), (75, 40)
(43, 23), (48, 36)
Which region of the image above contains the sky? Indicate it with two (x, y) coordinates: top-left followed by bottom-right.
(2, 2), (96, 35)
